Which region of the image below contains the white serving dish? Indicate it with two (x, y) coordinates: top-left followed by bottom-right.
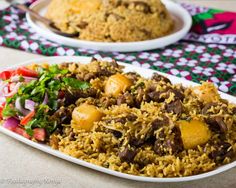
(26, 0), (192, 52)
(0, 56), (236, 182)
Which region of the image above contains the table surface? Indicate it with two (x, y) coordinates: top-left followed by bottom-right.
(0, 1), (236, 188)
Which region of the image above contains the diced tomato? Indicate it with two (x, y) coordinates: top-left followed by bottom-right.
(0, 106), (3, 119)
(20, 111), (35, 126)
(16, 67), (38, 77)
(0, 71), (12, 80)
(33, 128), (46, 141)
(14, 127), (31, 139)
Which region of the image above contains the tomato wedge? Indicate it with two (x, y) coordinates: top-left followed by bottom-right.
(33, 128), (46, 141)
(0, 71), (12, 80)
(0, 106), (4, 119)
(14, 127), (31, 139)
(20, 111), (35, 126)
(16, 67), (38, 77)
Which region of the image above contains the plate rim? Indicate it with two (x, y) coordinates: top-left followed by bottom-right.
(0, 56), (236, 183)
(26, 0), (192, 52)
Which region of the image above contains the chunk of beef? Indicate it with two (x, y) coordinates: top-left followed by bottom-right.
(119, 147), (137, 162)
(202, 103), (218, 115)
(154, 127), (183, 155)
(151, 116), (169, 130)
(165, 100), (183, 115)
(50, 105), (75, 125)
(205, 116), (228, 133)
(117, 92), (135, 106)
(152, 73), (171, 84)
(64, 88), (97, 106)
(209, 142), (234, 163)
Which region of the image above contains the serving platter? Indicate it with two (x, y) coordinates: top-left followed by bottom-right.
(0, 56), (236, 182)
(26, 0), (192, 52)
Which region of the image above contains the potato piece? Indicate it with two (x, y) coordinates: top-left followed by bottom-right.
(192, 82), (220, 103)
(178, 120), (211, 149)
(72, 103), (103, 131)
(105, 74), (132, 96)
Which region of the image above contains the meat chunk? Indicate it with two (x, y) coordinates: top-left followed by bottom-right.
(165, 100), (183, 115)
(151, 116), (169, 130)
(168, 89), (185, 101)
(205, 116), (228, 133)
(117, 92), (135, 106)
(202, 103), (218, 115)
(50, 105), (75, 125)
(147, 88), (184, 103)
(209, 142), (234, 163)
(119, 147), (137, 162)
(154, 127), (183, 155)
(152, 73), (171, 84)
(63, 88), (97, 106)
(125, 72), (140, 82)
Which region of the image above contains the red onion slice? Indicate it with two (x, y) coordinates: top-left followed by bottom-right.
(15, 97), (30, 116)
(3, 117), (19, 131)
(42, 92), (48, 105)
(25, 99), (36, 111)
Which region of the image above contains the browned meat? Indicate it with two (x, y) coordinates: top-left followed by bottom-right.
(232, 107), (236, 114)
(147, 88), (184, 103)
(168, 89), (185, 101)
(147, 90), (165, 103)
(117, 92), (135, 106)
(105, 114), (137, 125)
(69, 132), (76, 141)
(64, 88), (97, 106)
(99, 96), (117, 108)
(77, 21), (88, 29)
(110, 130), (123, 139)
(165, 100), (183, 115)
(151, 73), (171, 84)
(125, 72), (141, 82)
(50, 105), (75, 125)
(154, 127), (183, 155)
(205, 116), (228, 133)
(202, 103), (218, 115)
(209, 142), (234, 163)
(151, 116), (169, 130)
(119, 147), (137, 162)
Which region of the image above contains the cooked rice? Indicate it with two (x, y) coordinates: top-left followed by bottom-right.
(48, 60), (236, 177)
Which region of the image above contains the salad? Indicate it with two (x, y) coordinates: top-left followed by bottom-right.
(0, 63), (90, 141)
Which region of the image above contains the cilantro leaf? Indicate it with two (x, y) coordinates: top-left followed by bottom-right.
(62, 77), (90, 90)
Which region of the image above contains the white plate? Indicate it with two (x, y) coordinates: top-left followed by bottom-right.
(26, 0), (192, 52)
(0, 56), (236, 182)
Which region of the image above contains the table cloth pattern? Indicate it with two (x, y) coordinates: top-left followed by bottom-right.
(0, 0), (235, 95)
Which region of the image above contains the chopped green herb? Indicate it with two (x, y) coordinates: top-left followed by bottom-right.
(63, 77), (90, 89)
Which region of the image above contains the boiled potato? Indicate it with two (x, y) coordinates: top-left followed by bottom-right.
(105, 74), (132, 97)
(178, 120), (211, 149)
(72, 103), (103, 131)
(192, 82), (220, 103)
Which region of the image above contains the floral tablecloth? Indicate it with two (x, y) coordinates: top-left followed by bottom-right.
(0, 0), (236, 95)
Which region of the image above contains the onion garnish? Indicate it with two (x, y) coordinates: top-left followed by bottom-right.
(3, 117), (19, 131)
(25, 99), (36, 111)
(15, 97), (30, 116)
(42, 92), (48, 105)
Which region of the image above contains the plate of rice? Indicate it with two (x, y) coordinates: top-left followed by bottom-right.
(0, 56), (236, 182)
(26, 0), (192, 52)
